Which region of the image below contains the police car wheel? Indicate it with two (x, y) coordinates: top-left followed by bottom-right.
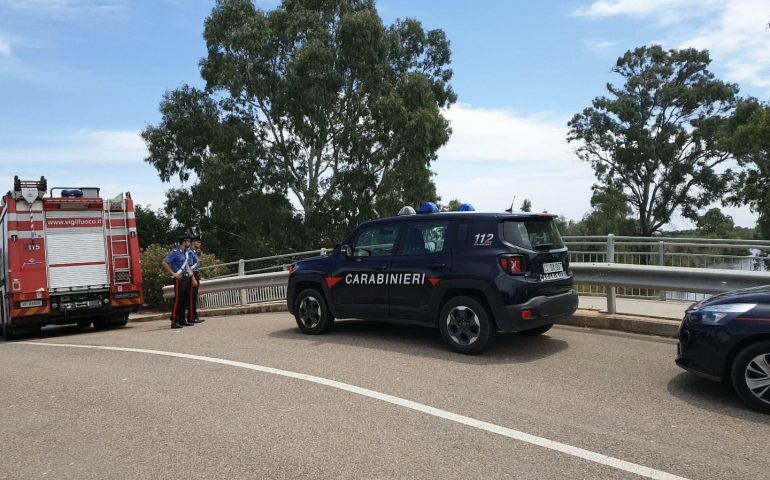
(295, 289), (334, 335)
(731, 341), (770, 414)
(438, 296), (491, 355)
(517, 324), (553, 336)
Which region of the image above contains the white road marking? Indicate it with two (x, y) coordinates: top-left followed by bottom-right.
(22, 341), (688, 480)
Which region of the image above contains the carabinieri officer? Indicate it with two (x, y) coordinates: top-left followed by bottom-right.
(162, 234), (198, 329)
(187, 235), (205, 324)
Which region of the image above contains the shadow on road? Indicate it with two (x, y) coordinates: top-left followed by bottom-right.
(269, 319), (569, 365)
(0, 324), (139, 343)
(666, 372), (770, 423)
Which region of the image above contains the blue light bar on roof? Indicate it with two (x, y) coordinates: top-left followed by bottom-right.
(418, 202), (439, 214)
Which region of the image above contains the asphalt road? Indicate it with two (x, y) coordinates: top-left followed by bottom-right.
(0, 313), (768, 480)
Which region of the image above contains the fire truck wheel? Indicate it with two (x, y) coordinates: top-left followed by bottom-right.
(2, 323), (39, 340)
(2, 322), (16, 341)
(92, 318), (107, 330)
(111, 312), (128, 327)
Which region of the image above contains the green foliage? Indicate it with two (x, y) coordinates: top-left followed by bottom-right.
(520, 199), (532, 212)
(553, 216), (580, 236)
(142, 0), (456, 250)
(568, 45), (738, 236)
(135, 204), (183, 249)
(440, 199), (462, 212)
(141, 244), (174, 310)
(721, 99), (770, 239)
(579, 186), (637, 236)
(696, 208), (735, 237)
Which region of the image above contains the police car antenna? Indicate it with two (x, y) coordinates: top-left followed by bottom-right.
(505, 196), (516, 213)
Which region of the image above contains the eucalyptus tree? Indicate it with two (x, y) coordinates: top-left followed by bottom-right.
(568, 45), (738, 236)
(143, 0), (455, 246)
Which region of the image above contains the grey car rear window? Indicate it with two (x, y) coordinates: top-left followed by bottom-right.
(503, 220), (564, 250)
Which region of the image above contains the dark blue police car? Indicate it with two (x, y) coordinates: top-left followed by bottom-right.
(287, 204), (578, 354)
(677, 286), (770, 413)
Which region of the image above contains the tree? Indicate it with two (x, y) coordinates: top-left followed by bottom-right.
(721, 99), (770, 238)
(567, 45), (738, 236)
(579, 186), (637, 236)
(440, 199), (462, 212)
(520, 199), (532, 212)
(134, 204), (182, 249)
(696, 208), (735, 237)
(143, 0), (455, 246)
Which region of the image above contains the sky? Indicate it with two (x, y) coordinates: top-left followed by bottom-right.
(1, 0), (769, 230)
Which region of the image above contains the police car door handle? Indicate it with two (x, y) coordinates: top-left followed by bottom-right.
(373, 265), (389, 272)
(430, 263), (446, 270)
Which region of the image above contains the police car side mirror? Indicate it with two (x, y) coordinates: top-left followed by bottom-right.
(341, 244), (353, 258)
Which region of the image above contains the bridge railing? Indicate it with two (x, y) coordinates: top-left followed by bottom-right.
(563, 235), (770, 303)
(200, 248), (330, 279)
(163, 260), (770, 314)
(166, 236), (770, 311)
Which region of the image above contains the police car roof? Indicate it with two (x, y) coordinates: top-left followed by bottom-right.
(361, 211), (556, 227)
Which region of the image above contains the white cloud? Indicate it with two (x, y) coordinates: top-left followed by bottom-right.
(0, 129), (175, 210)
(583, 39), (617, 53)
(0, 129), (148, 165)
(434, 104), (597, 221)
(433, 104), (757, 227)
(682, 0), (770, 89)
(438, 104), (574, 163)
(574, 0), (723, 22)
(575, 0), (770, 93)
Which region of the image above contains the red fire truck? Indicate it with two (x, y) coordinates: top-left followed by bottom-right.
(0, 176), (144, 339)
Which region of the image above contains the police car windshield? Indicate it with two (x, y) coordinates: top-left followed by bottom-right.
(502, 220), (564, 251)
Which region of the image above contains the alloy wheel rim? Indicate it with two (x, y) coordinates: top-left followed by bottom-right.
(446, 306), (480, 345)
(745, 352), (770, 405)
(298, 296), (322, 329)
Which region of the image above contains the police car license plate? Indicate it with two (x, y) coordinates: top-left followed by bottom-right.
(542, 262), (564, 274)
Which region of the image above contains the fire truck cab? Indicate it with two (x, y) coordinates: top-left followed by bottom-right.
(0, 176), (144, 339)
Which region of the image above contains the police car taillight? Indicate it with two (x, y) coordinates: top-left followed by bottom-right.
(499, 255), (524, 275)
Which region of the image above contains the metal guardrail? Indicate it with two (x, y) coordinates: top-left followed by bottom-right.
(164, 262), (770, 313)
(164, 235), (770, 311)
(200, 249), (329, 279)
(564, 234), (770, 305)
(162, 271), (290, 308)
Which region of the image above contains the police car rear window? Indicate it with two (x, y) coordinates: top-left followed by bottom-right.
(502, 220), (564, 251)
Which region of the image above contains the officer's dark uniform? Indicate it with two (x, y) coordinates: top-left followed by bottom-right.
(187, 236), (204, 323)
(164, 236), (194, 328)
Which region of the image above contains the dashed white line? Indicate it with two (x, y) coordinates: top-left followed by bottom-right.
(21, 341), (689, 480)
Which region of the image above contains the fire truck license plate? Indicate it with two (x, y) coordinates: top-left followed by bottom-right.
(542, 262), (564, 274)
(20, 300), (43, 308)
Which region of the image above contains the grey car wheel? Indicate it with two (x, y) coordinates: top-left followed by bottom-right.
(731, 341), (770, 414)
(745, 353), (770, 401)
(438, 296), (491, 355)
(294, 288), (334, 334)
(299, 296), (321, 329)
(446, 306), (481, 346)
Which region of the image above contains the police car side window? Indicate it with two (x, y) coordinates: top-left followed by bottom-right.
(353, 227), (396, 257)
(402, 224), (447, 256)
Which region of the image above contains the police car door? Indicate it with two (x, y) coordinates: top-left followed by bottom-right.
(389, 221), (451, 323)
(331, 224), (396, 319)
